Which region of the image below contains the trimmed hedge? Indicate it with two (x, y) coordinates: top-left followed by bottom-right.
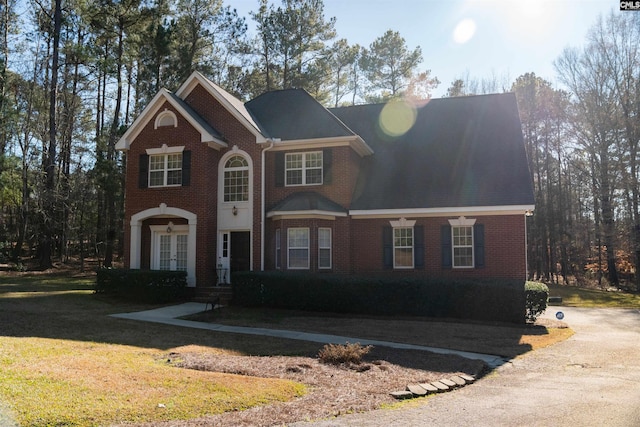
(231, 272), (527, 324)
(525, 281), (549, 323)
(95, 269), (188, 304)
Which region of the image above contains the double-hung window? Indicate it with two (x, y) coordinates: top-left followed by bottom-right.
(393, 227), (414, 268)
(288, 228), (309, 269)
(149, 153), (183, 187)
(318, 228), (331, 269)
(452, 226), (474, 268)
(285, 152), (323, 186)
(275, 229), (281, 269)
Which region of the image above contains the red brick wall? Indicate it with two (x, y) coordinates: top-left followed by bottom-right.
(265, 145), (361, 210)
(122, 81), (527, 286)
(350, 215), (526, 280)
(265, 217), (352, 273)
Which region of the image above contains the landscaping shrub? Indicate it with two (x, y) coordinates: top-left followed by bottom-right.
(95, 269), (188, 303)
(525, 281), (549, 323)
(317, 343), (372, 365)
(231, 272), (527, 323)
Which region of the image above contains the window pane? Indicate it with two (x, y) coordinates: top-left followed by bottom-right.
(395, 248), (413, 267)
(167, 170), (182, 185)
(150, 156), (164, 171)
(319, 249), (331, 268)
(454, 247), (473, 267)
(224, 169), (249, 202)
(306, 168), (322, 184)
(289, 249), (309, 268)
(318, 228), (331, 269)
(286, 154), (303, 169)
(305, 152), (322, 168)
(167, 153), (182, 169)
(149, 170), (164, 186)
(286, 169), (302, 185)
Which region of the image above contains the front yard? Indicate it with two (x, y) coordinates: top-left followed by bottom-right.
(0, 269), (572, 426)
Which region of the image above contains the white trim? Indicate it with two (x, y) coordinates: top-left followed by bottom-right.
(154, 109), (178, 129)
(146, 144), (184, 155)
(392, 226), (414, 269)
(115, 88), (226, 151)
(267, 211), (346, 220)
(448, 216), (476, 227)
(285, 151), (323, 187)
(269, 136), (373, 157)
(129, 204), (197, 286)
(389, 218), (416, 228)
(350, 204), (536, 218)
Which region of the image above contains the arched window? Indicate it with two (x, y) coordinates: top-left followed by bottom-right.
(154, 110), (178, 128)
(223, 155), (249, 202)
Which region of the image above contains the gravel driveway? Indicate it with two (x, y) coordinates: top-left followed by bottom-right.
(292, 306), (640, 427)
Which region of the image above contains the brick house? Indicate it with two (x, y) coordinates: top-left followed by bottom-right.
(116, 71), (534, 287)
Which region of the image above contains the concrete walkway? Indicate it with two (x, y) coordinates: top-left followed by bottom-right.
(111, 302), (507, 368)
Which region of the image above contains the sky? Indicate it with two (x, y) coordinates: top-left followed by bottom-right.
(233, 0), (619, 97)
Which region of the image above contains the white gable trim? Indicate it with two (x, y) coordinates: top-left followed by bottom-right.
(176, 71), (268, 144)
(448, 216), (476, 226)
(115, 88), (227, 151)
(350, 205), (536, 219)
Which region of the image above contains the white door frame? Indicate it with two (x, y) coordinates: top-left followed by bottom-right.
(150, 224), (189, 271)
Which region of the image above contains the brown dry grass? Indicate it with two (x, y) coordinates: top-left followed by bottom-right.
(126, 344), (485, 427)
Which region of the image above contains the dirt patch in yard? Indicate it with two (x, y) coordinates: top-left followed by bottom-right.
(140, 344), (485, 427)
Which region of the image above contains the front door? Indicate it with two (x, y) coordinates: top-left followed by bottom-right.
(154, 232), (188, 272)
(230, 231), (251, 273)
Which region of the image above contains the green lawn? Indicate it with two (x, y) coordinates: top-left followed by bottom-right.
(547, 283), (640, 308)
(0, 272), (306, 427)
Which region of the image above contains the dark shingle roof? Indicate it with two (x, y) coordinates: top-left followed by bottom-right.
(330, 93), (535, 210)
(268, 192), (347, 215)
(245, 89), (355, 140)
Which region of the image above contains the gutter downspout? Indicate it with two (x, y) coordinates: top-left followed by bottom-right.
(261, 140), (275, 270)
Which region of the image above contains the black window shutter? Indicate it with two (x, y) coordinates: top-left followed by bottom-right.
(474, 223), (485, 268)
(182, 150), (191, 186)
(441, 225), (452, 268)
(138, 154), (149, 188)
(383, 226), (393, 269)
(275, 152), (285, 187)
(323, 149), (332, 184)
(414, 225), (425, 269)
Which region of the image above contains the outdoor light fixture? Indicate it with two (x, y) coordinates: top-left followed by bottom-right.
(166, 221), (174, 233)
(232, 206), (238, 216)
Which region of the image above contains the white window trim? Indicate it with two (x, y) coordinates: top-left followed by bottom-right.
(154, 109), (178, 129)
(285, 151), (323, 187)
(392, 226), (414, 269)
(449, 217), (476, 269)
(223, 155), (250, 203)
(146, 144), (184, 155)
(287, 228), (310, 270)
(148, 152), (183, 188)
(318, 228), (332, 269)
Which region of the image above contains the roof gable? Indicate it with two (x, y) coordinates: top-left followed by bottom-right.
(176, 72), (268, 144)
(115, 88), (226, 151)
(330, 93), (535, 211)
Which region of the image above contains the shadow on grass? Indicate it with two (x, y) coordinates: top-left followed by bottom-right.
(0, 274), (536, 375)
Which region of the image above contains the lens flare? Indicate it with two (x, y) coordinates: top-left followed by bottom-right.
(379, 99), (418, 138)
(453, 18), (476, 44)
